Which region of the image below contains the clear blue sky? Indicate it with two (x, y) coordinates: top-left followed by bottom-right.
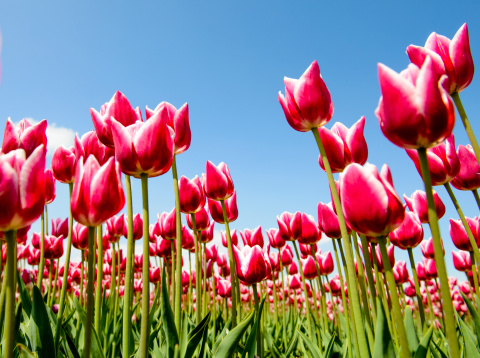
(1, 1), (479, 277)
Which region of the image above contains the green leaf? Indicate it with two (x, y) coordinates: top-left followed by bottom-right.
(184, 312), (211, 358)
(297, 328), (323, 358)
(212, 318), (231, 353)
(372, 298), (395, 358)
(213, 309), (255, 358)
(160, 266), (179, 358)
(462, 292), (480, 345)
(404, 306), (419, 355)
(73, 297), (105, 358)
(17, 343), (39, 358)
(324, 332), (336, 358)
(17, 269), (32, 316)
(413, 326), (433, 358)
(458, 313), (480, 358)
(63, 326), (81, 358)
(242, 295), (266, 358)
(285, 328), (299, 357)
(30, 286), (55, 358)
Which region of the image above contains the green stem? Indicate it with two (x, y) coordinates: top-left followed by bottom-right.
(202, 243), (207, 317)
(95, 225), (104, 335)
(188, 251), (192, 316)
(407, 248), (426, 328)
(452, 92), (480, 168)
(312, 129), (369, 356)
(359, 234), (377, 318)
(122, 174), (134, 358)
(36, 210), (45, 289)
(417, 147), (460, 357)
(83, 226), (97, 358)
(220, 199), (238, 327)
(51, 258), (60, 305)
(0, 243), (5, 335)
(471, 251), (480, 302)
(172, 155), (183, 334)
(54, 182), (74, 353)
(80, 251), (84, 305)
(47, 261), (53, 306)
(253, 283), (262, 358)
(279, 259), (287, 346)
(311, 245), (328, 330)
(4, 230), (16, 358)
(191, 214), (202, 324)
(139, 173), (150, 358)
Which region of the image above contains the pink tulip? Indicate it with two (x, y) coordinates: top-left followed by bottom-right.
(182, 226), (195, 251)
(0, 146), (46, 231)
(206, 244), (218, 262)
(217, 253), (227, 268)
(124, 213), (143, 241)
(203, 161), (235, 201)
(156, 237), (172, 258)
(452, 250), (471, 272)
(450, 217), (480, 251)
(51, 217), (69, 239)
(423, 258), (438, 279)
(269, 252), (281, 272)
(278, 60), (334, 132)
(299, 243), (316, 258)
(317, 251), (334, 275)
(218, 278), (232, 298)
(207, 191), (238, 224)
(221, 229), (238, 248)
(277, 211), (321, 244)
(317, 116), (368, 173)
(266, 228), (285, 249)
(403, 190), (446, 223)
(146, 102), (191, 155)
(289, 274), (302, 290)
(45, 235), (64, 259)
(71, 156), (125, 227)
(109, 106), (174, 178)
(289, 261), (298, 275)
(301, 256), (318, 280)
(28, 248), (40, 265)
(407, 24), (474, 94)
(375, 57), (455, 149)
(179, 175), (206, 214)
(393, 261), (409, 285)
(90, 91), (141, 148)
(420, 237), (444, 259)
(159, 209), (176, 240)
(317, 202), (342, 239)
(370, 244), (395, 273)
(281, 245), (294, 266)
(340, 163), (404, 237)
(406, 135), (460, 186)
(2, 118), (47, 157)
(198, 221), (215, 244)
(451, 144), (480, 191)
(51, 146), (76, 184)
(277, 212), (295, 241)
(106, 214), (126, 240)
(389, 211), (424, 249)
(43, 169), (56, 205)
(186, 207), (210, 231)
(240, 226), (264, 248)
(74, 131), (115, 166)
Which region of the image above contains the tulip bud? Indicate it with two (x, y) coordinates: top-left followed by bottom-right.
(207, 191), (238, 224)
(403, 190), (446, 223)
(450, 217), (480, 252)
(452, 250), (471, 272)
(451, 144), (480, 191)
(389, 211), (424, 249)
(51, 146), (76, 184)
(2, 118), (47, 157)
(203, 161), (235, 201)
(240, 226), (264, 248)
(179, 175), (205, 214)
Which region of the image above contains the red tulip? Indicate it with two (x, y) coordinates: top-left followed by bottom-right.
(289, 261), (298, 275)
(317, 251), (334, 275)
(407, 24), (474, 94)
(269, 252), (281, 272)
(45, 235), (64, 259)
(74, 131), (115, 166)
(277, 211), (321, 244)
(281, 245), (293, 266)
(51, 217), (69, 239)
(278, 60), (334, 132)
(109, 106), (174, 178)
(301, 256), (318, 280)
(420, 237), (444, 259)
(340, 163), (404, 237)
(266, 228), (285, 249)
(289, 274), (302, 290)
(403, 190), (446, 224)
(233, 245), (271, 285)
(221, 229), (238, 248)
(51, 146), (76, 184)
(206, 244), (218, 262)
(203, 161), (235, 201)
(207, 191), (238, 224)
(371, 244), (395, 273)
(150, 267), (161, 283)
(317, 202), (343, 239)
(406, 135), (460, 186)
(146, 102), (191, 155)
(44, 169), (56, 204)
(179, 175), (205, 214)
(2, 118), (47, 157)
(186, 207), (210, 231)
(156, 237), (172, 258)
(106, 214), (126, 240)
(90, 91), (141, 148)
(299, 243), (316, 258)
(375, 57), (455, 149)
(389, 211), (424, 249)
(198, 221), (215, 244)
(0, 146), (46, 231)
(217, 253), (227, 268)
(393, 261), (409, 285)
(450, 217), (480, 251)
(28, 248), (40, 265)
(71, 156), (125, 227)
(423, 258), (438, 279)
(452, 250), (471, 272)
(218, 278), (232, 298)
(182, 226), (195, 251)
(124, 213), (143, 241)
(240, 226), (264, 248)
(317, 116), (368, 173)
(451, 144), (480, 191)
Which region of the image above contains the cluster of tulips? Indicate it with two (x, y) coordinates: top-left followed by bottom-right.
(1, 22), (480, 358)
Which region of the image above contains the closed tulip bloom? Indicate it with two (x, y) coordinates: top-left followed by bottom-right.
(186, 207), (210, 231)
(106, 214), (126, 239)
(301, 256), (318, 280)
(281, 245), (294, 266)
(159, 209), (176, 240)
(90, 91), (141, 148)
(109, 106), (174, 178)
(450, 217), (480, 251)
(51, 217), (68, 239)
(146, 102), (191, 155)
(28, 248), (40, 265)
(340, 163), (404, 237)
(156, 237), (172, 258)
(407, 24), (474, 94)
(269, 252), (281, 272)
(199, 221), (215, 244)
(371, 244), (395, 273)
(393, 261), (409, 285)
(217, 253), (227, 268)
(406, 135), (460, 186)
(389, 211), (424, 249)
(452, 250), (471, 272)
(403, 190), (446, 223)
(328, 275), (342, 296)
(206, 244), (218, 262)
(420, 237), (444, 259)
(51, 146), (76, 184)
(182, 226), (195, 251)
(278, 60), (334, 132)
(2, 118), (47, 157)
(451, 144), (480, 191)
(71, 156), (125, 227)
(266, 228), (285, 249)
(277, 212), (295, 241)
(203, 161), (235, 201)
(0, 146), (46, 231)
(221, 229), (238, 248)
(317, 202), (344, 239)
(289, 261), (298, 275)
(375, 57), (455, 149)
(207, 191), (238, 224)
(45, 235), (64, 259)
(218, 278), (232, 298)
(124, 213), (143, 241)
(74, 131), (115, 166)
(44, 169), (56, 204)
(240, 226), (264, 248)
(179, 175), (205, 214)
(423, 258), (438, 279)
(149, 267), (161, 283)
(317, 116), (368, 173)
(299, 243), (316, 258)
(317, 251), (334, 275)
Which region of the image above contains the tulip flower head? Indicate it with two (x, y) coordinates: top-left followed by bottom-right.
(179, 175), (205, 214)
(186, 206), (210, 231)
(317, 202), (342, 239)
(208, 191), (238, 224)
(452, 250), (471, 272)
(451, 144), (480, 191)
(450, 217), (480, 252)
(240, 226), (264, 248)
(2, 118), (47, 157)
(389, 211), (424, 249)
(203, 161), (235, 201)
(266, 228), (286, 249)
(75, 131), (115, 166)
(403, 190), (446, 223)
(199, 221), (215, 244)
(420, 237), (444, 259)
(44, 169), (56, 204)
(51, 145), (76, 184)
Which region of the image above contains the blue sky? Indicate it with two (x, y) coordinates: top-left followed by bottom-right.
(1, 1), (479, 278)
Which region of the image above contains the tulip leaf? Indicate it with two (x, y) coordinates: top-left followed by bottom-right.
(73, 297), (105, 358)
(183, 311), (211, 358)
(17, 269), (32, 316)
(212, 309), (255, 358)
(285, 328), (299, 357)
(297, 327), (323, 358)
(242, 294), (266, 358)
(462, 292), (480, 345)
(30, 286), (56, 358)
(212, 318), (232, 353)
(372, 297), (395, 358)
(412, 326), (433, 358)
(324, 332), (336, 358)
(17, 343), (39, 358)
(458, 313), (480, 358)
(404, 306), (419, 355)
(160, 266), (179, 358)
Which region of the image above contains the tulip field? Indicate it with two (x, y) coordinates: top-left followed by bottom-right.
(2, 21), (480, 358)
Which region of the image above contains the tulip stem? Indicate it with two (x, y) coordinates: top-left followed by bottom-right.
(417, 147), (460, 357)
(54, 183), (74, 353)
(407, 248), (426, 328)
(139, 174), (151, 358)
(83, 226), (96, 358)
(95, 225), (104, 335)
(252, 283), (263, 358)
(172, 155), (183, 335)
(220, 199), (238, 327)
(473, 189), (480, 211)
(359, 234), (377, 318)
(122, 175), (135, 358)
(80, 251), (85, 305)
(4, 230), (16, 358)
(202, 243), (208, 317)
(190, 214), (202, 324)
(47, 262), (53, 306)
(471, 251), (480, 301)
(452, 92), (480, 168)
(312, 129), (369, 357)
(36, 209), (46, 289)
(311, 245), (328, 330)
(279, 259), (288, 346)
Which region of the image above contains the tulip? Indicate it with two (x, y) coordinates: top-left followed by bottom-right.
(317, 251), (334, 275)
(44, 169), (56, 204)
(393, 261), (409, 285)
(51, 146), (76, 184)
(278, 60), (334, 132)
(198, 221), (215, 244)
(340, 163), (404, 237)
(403, 190), (446, 223)
(2, 118), (47, 157)
(72, 223), (89, 250)
(301, 256), (318, 280)
(179, 175), (206, 214)
(156, 237), (172, 258)
(317, 202), (342, 239)
(207, 191), (238, 224)
(269, 252), (281, 272)
(203, 161), (235, 201)
(221, 229), (238, 248)
(218, 278), (232, 298)
(389, 211), (424, 249)
(240, 226), (264, 248)
(206, 244), (218, 262)
(423, 258), (438, 279)
(370, 244), (395, 273)
(407, 24), (474, 94)
(281, 245), (293, 266)
(317, 116), (368, 173)
(266, 228), (285, 249)
(450, 217), (480, 251)
(51, 217), (68, 239)
(453, 250), (471, 272)
(420, 237), (444, 259)
(182, 226), (195, 250)
(299, 243), (316, 258)
(124, 213), (143, 241)
(74, 131), (115, 166)
(451, 144), (480, 191)
(217, 253), (227, 268)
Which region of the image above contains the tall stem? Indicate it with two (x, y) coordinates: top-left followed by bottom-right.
(279, 259), (287, 345)
(407, 248), (426, 327)
(4, 230), (16, 358)
(83, 226), (97, 358)
(51, 258), (60, 305)
(473, 189), (480, 211)
(95, 225), (104, 334)
(191, 214), (202, 324)
(36, 209), (45, 289)
(122, 175), (134, 358)
(139, 174), (150, 358)
(312, 129), (369, 356)
(471, 251), (480, 301)
(202, 243), (207, 317)
(417, 148), (460, 357)
(172, 155), (183, 334)
(253, 283), (262, 358)
(220, 199), (237, 327)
